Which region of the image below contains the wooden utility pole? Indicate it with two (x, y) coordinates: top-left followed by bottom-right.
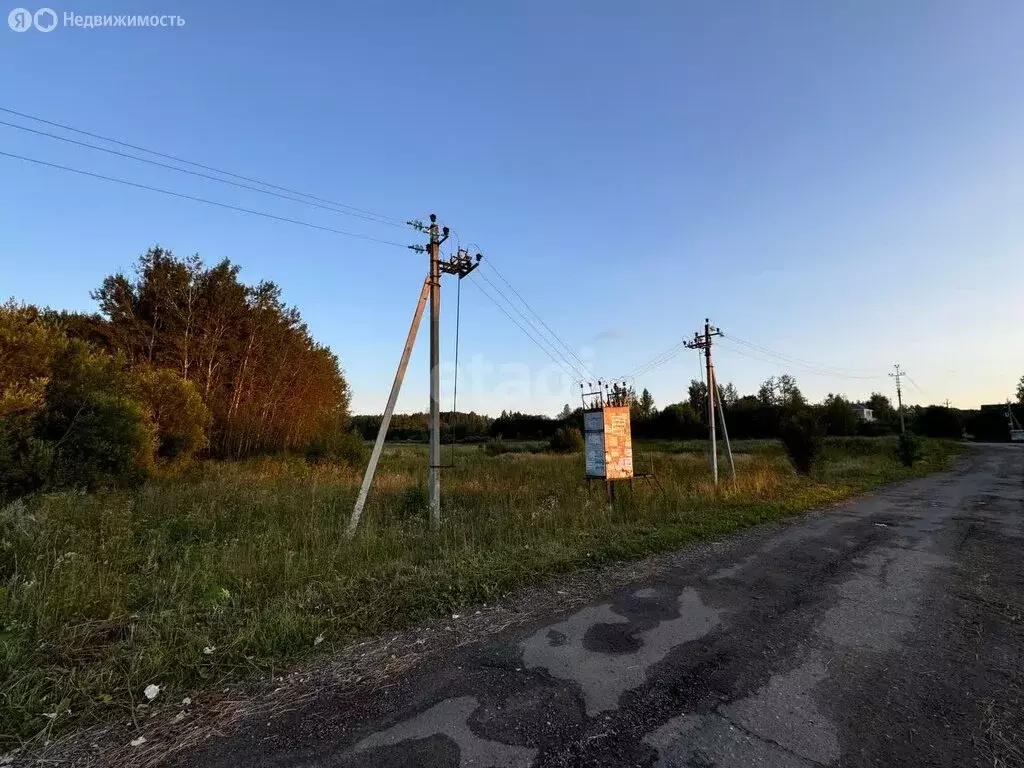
(890, 364), (906, 434)
(347, 214), (480, 536)
(686, 319), (727, 484)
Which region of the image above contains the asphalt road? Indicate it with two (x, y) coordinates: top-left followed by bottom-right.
(175, 445), (1024, 768)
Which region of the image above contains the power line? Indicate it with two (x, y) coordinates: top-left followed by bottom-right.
(717, 340), (860, 379)
(622, 339), (688, 380)
(0, 118), (406, 229)
(0, 106), (407, 228)
(480, 260), (596, 380)
(722, 333), (882, 379)
(718, 337), (884, 381)
(467, 275), (582, 384)
(473, 268), (590, 382)
(0, 150), (408, 247)
(725, 337), (881, 379)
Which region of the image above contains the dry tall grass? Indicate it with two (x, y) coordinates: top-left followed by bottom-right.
(0, 438), (962, 746)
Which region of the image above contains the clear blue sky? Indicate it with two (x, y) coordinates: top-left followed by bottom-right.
(3, 1), (1022, 414)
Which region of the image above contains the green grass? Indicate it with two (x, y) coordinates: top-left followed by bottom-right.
(0, 437), (964, 747)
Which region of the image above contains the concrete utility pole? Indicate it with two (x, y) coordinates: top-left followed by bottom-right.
(427, 216), (443, 530)
(890, 364), (906, 434)
(686, 319), (727, 484)
(347, 276), (431, 537)
(713, 370), (736, 481)
(347, 214), (480, 536)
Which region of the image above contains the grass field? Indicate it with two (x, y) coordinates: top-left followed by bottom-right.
(0, 437), (964, 747)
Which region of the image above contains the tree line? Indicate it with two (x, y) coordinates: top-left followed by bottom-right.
(1, 247), (358, 501)
(353, 372), (1023, 444)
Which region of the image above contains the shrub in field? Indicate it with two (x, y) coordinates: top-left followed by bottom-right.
(400, 483), (428, 519)
(485, 436), (510, 456)
(0, 411), (52, 502)
(549, 426), (584, 453)
(36, 342), (155, 490)
(129, 367), (211, 464)
(825, 436), (896, 456)
(305, 428), (368, 466)
(0, 301), (67, 416)
(856, 419), (892, 437)
(896, 432), (923, 467)
(820, 394), (858, 436)
(780, 411), (824, 474)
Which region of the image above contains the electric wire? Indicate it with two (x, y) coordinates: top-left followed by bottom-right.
(0, 106), (407, 228)
(718, 337), (883, 380)
(473, 268), (590, 383)
(722, 334), (881, 379)
(725, 335), (879, 377)
(480, 260), (596, 380)
(3, 106), (910, 400)
(467, 275), (581, 384)
(620, 338), (688, 380)
(0, 119), (407, 229)
(0, 151), (408, 247)
(446, 276), (463, 468)
(627, 345), (686, 380)
(717, 338), (885, 381)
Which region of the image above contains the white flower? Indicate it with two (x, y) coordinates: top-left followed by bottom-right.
(143, 684), (160, 701)
(130, 736), (147, 747)
(313, 633), (324, 647)
(451, 614), (461, 619)
(181, 697), (192, 706)
(203, 646), (215, 655)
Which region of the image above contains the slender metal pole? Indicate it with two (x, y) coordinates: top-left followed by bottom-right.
(705, 319), (718, 484)
(713, 368), (735, 480)
(348, 275), (431, 537)
(428, 228), (442, 530)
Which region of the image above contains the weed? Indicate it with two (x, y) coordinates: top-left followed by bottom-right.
(0, 438), (963, 746)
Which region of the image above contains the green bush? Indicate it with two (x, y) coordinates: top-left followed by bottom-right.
(36, 342), (155, 491)
(399, 483), (429, 520)
(305, 428), (368, 466)
(0, 411), (52, 502)
(129, 367), (211, 465)
(896, 432), (923, 467)
(485, 436), (510, 456)
(856, 419), (892, 437)
(780, 411), (824, 475)
(549, 426), (585, 453)
(820, 395), (858, 436)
